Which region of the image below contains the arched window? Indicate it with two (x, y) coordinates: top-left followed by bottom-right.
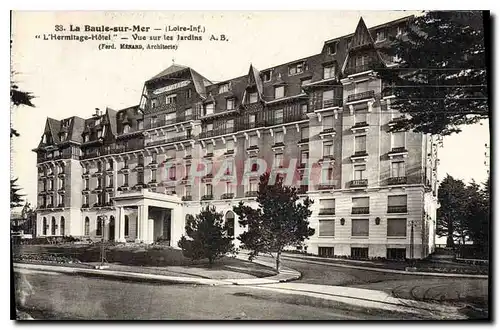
(124, 215), (129, 237)
(225, 211), (235, 237)
(60, 216), (65, 236)
(51, 216), (56, 235)
(84, 217), (90, 236)
(43, 217), (47, 235)
(96, 217), (103, 236)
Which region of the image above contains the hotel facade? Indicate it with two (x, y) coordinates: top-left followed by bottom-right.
(33, 17), (440, 259)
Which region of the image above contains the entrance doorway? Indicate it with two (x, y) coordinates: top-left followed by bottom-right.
(109, 216), (115, 241)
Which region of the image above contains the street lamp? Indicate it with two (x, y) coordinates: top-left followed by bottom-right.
(409, 220), (416, 264)
(97, 215), (109, 269)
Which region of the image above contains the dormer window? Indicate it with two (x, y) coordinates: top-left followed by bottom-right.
(151, 98), (158, 108)
(262, 71), (272, 82)
(218, 83), (230, 94)
(323, 65), (336, 79)
(166, 94), (177, 105)
(204, 103), (214, 116)
(226, 98), (235, 110)
(97, 130), (103, 138)
(186, 89), (192, 99)
(123, 124), (130, 134)
(42, 134), (47, 144)
(59, 132), (67, 140)
(248, 92), (258, 104)
(375, 29), (386, 42)
(288, 61), (307, 76)
(274, 86), (285, 99)
(138, 120), (143, 130)
(95, 118), (101, 126)
(397, 25), (406, 36)
(83, 133), (89, 142)
(327, 42), (338, 55)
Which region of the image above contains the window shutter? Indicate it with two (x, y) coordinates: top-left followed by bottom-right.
(388, 195), (407, 206)
(387, 219), (407, 237)
(352, 197), (369, 208)
(352, 219), (369, 236)
(319, 220), (335, 236)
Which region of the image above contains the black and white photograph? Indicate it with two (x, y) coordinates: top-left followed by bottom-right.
(9, 9), (490, 321)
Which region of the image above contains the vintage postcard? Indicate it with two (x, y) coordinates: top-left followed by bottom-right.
(10, 10), (490, 320)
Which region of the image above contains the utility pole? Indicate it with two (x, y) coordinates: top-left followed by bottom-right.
(97, 215), (109, 269)
(410, 220), (415, 261)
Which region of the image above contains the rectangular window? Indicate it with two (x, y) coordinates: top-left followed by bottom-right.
(323, 116), (334, 130)
(169, 166), (176, 180)
(249, 114), (256, 125)
(301, 127), (309, 140)
(355, 81), (369, 94)
(206, 123), (213, 132)
(124, 173), (129, 186)
(392, 132), (405, 149)
(186, 89), (192, 99)
(249, 135), (258, 147)
(185, 107), (192, 118)
(206, 143), (214, 154)
(206, 184), (213, 196)
(355, 135), (367, 153)
(205, 103), (214, 116)
(166, 94), (177, 104)
(185, 185), (192, 197)
(351, 247), (369, 259)
(274, 153), (284, 168)
(319, 220), (335, 237)
(262, 71), (272, 82)
(226, 182), (233, 194)
(248, 92), (258, 104)
(352, 197), (369, 214)
(387, 219), (407, 237)
(151, 169), (157, 182)
(323, 65), (335, 79)
(391, 161), (406, 177)
(376, 29), (386, 42)
(300, 150), (309, 166)
(219, 83), (229, 94)
(354, 164), (366, 180)
(166, 112), (176, 122)
(274, 86), (285, 99)
(318, 247), (335, 257)
(301, 103), (308, 114)
(274, 131), (284, 144)
(83, 195), (89, 206)
(226, 98), (235, 110)
(151, 99), (158, 108)
(288, 62), (306, 75)
(327, 41), (338, 55)
(388, 195), (408, 213)
(249, 179), (258, 192)
(354, 109), (367, 124)
(226, 119), (234, 130)
(323, 141), (333, 157)
(323, 90), (334, 102)
(275, 109), (284, 124)
(226, 140), (235, 151)
(351, 219), (369, 237)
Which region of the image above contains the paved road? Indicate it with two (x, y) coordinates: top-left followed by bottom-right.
(14, 271), (418, 320)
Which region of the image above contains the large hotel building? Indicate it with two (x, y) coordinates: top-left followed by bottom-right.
(33, 16), (440, 259)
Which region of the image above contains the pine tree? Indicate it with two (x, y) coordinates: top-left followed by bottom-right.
(10, 178), (24, 209)
(233, 172), (314, 271)
(377, 11), (487, 135)
(178, 207), (236, 265)
(437, 174), (468, 247)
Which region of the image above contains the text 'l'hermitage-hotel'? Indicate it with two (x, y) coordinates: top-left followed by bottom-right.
(33, 16), (440, 259)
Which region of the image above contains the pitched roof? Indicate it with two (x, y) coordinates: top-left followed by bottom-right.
(148, 64), (189, 81)
(105, 107), (118, 136)
(69, 116), (86, 143)
(46, 118), (61, 144)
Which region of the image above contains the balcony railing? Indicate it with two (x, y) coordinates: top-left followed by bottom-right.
(221, 193), (235, 200)
(388, 116), (406, 126)
(351, 207), (370, 214)
(318, 184), (335, 190)
(352, 121), (369, 129)
(350, 179), (368, 188)
(181, 196), (192, 201)
(201, 194), (213, 201)
(199, 127), (235, 139)
(319, 208), (336, 215)
(344, 63), (376, 76)
(387, 205), (408, 213)
(245, 191), (258, 197)
(80, 144), (143, 160)
(388, 147), (408, 154)
(388, 176), (407, 185)
(146, 134), (192, 147)
(351, 151), (368, 158)
(322, 98), (341, 108)
(347, 90), (375, 103)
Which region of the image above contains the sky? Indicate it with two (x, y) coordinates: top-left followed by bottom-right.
(10, 10), (490, 205)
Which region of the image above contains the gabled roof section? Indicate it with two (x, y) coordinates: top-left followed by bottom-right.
(148, 64), (188, 81)
(46, 118), (61, 144)
(241, 64), (265, 103)
(189, 68), (212, 99)
(69, 116), (85, 143)
(105, 107), (118, 136)
(341, 17), (388, 75)
(350, 17), (376, 50)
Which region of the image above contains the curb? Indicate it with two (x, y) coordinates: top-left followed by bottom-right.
(281, 255), (488, 279)
(13, 260), (302, 286)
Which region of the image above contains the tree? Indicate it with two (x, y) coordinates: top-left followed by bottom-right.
(437, 174), (468, 247)
(10, 178), (25, 209)
(377, 11), (488, 135)
(464, 177), (490, 257)
(233, 172), (314, 271)
(178, 206), (236, 265)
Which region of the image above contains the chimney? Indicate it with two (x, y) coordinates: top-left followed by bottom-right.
(94, 108), (102, 117)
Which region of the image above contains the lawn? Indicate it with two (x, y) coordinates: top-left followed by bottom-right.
(13, 244), (277, 279)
